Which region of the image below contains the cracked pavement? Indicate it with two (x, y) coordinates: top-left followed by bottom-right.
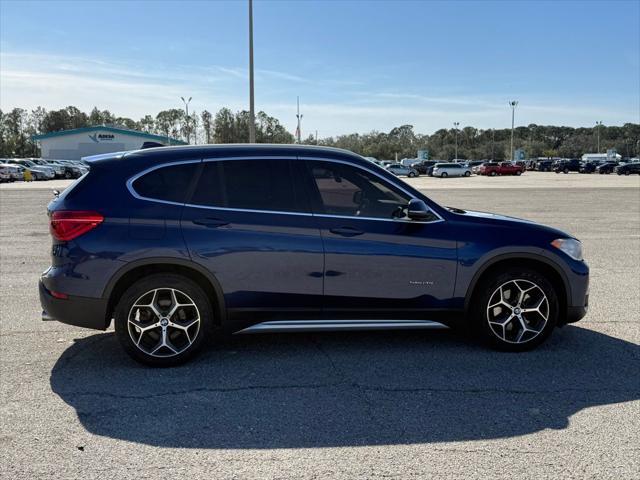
(1, 183), (639, 479)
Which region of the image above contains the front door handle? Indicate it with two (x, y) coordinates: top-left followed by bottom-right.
(192, 217), (230, 228)
(329, 226), (364, 237)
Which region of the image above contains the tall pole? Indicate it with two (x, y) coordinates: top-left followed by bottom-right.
(595, 121), (603, 153)
(181, 96), (192, 144)
(509, 100), (518, 161)
(296, 96), (303, 143)
(315, 129), (318, 145)
(453, 122), (459, 160)
(491, 128), (495, 160)
(248, 0), (256, 143)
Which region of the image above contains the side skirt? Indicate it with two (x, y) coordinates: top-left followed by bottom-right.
(236, 319), (449, 334)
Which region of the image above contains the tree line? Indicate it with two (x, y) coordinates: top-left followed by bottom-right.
(1, 105), (638, 160)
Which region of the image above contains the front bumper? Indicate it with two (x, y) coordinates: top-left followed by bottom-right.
(39, 279), (109, 330)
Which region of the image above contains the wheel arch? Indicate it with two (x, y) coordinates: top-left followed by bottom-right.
(464, 253), (569, 317)
(103, 258), (226, 329)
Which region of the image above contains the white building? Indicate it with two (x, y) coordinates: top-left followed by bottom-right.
(33, 126), (185, 160)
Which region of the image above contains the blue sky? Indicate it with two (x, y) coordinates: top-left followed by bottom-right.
(1, 0), (638, 137)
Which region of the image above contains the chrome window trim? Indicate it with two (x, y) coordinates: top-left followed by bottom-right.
(126, 155), (445, 224)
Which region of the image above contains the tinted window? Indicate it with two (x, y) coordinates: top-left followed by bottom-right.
(191, 159), (304, 212)
(133, 163), (198, 203)
(308, 161), (410, 219)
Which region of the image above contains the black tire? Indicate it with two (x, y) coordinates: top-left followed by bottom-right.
(490, 171), (497, 177)
(441, 172), (448, 178)
(563, 168), (569, 174)
(515, 170), (522, 176)
(64, 171), (72, 179)
(624, 171), (630, 176)
(464, 170), (471, 177)
(114, 274), (214, 366)
(471, 268), (559, 352)
(408, 172), (416, 178)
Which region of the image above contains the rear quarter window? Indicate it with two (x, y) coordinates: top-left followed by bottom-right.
(132, 162), (199, 203)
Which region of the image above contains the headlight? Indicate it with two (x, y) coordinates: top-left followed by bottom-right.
(551, 238), (583, 261)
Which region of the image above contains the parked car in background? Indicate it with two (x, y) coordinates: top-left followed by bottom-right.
(465, 160), (484, 170)
(472, 162), (488, 174)
(30, 159), (65, 178)
(479, 162), (524, 176)
(410, 160), (437, 175)
(595, 162), (619, 174)
(386, 163), (419, 177)
(579, 162), (597, 174)
(0, 165), (12, 182)
(6, 159), (54, 180)
(432, 163), (472, 177)
(0, 163), (23, 181)
(553, 159), (581, 173)
(51, 160), (87, 178)
(615, 163), (640, 175)
(536, 160), (554, 172)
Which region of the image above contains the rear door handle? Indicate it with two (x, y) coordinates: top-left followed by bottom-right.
(192, 217), (230, 228)
(329, 226), (364, 237)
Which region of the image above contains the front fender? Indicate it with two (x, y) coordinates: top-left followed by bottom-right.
(456, 247), (575, 311)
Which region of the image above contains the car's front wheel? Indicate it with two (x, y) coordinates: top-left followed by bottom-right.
(464, 170), (471, 177)
(114, 274), (214, 366)
(472, 268), (558, 351)
(408, 171), (416, 178)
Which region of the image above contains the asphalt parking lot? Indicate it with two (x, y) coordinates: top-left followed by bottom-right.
(1, 174), (639, 479)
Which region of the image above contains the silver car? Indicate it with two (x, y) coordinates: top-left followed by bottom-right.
(432, 162), (472, 178)
(386, 163), (419, 178)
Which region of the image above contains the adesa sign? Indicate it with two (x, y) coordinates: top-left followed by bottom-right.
(88, 133), (116, 143)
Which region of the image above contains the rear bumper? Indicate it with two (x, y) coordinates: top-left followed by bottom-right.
(39, 280), (109, 330)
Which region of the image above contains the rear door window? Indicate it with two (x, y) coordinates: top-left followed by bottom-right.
(190, 159), (307, 213)
(132, 162), (199, 203)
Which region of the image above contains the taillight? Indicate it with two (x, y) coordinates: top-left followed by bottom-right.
(50, 211), (104, 241)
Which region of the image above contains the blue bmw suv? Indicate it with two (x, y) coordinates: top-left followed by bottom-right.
(40, 145), (589, 365)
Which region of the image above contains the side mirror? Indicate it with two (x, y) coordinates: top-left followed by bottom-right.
(407, 198), (431, 221)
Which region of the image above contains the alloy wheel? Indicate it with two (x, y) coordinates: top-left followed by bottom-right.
(486, 279), (549, 344)
(127, 288), (201, 357)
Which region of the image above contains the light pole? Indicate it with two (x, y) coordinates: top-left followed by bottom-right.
(453, 122), (459, 160)
(296, 96), (303, 143)
(491, 128), (495, 161)
(248, 0), (256, 143)
(509, 100), (518, 161)
(595, 121), (603, 153)
(181, 96), (192, 144)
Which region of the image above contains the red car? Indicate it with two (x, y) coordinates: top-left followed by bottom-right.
(479, 162), (525, 176)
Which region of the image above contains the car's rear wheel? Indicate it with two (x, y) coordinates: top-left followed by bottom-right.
(472, 268), (558, 351)
(490, 171), (497, 176)
(516, 170), (522, 176)
(114, 274), (213, 366)
(441, 172), (448, 178)
(464, 170), (471, 177)
(408, 171), (416, 178)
